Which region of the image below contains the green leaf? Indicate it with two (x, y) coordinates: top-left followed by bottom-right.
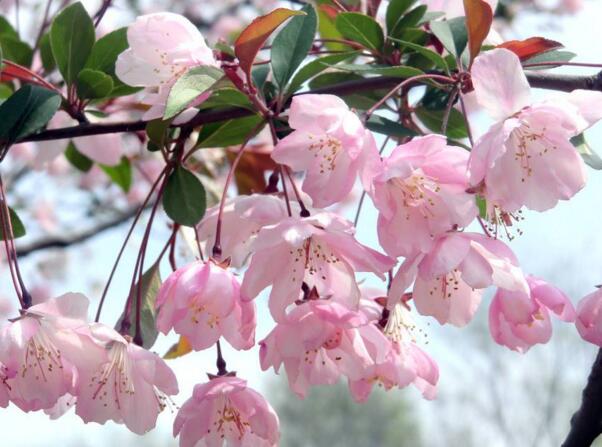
(572, 133), (602, 170)
(287, 51), (359, 94)
(145, 118), (173, 150)
(85, 27), (127, 75)
(50, 2), (95, 85)
(0, 206), (25, 240)
(386, 0), (417, 33)
(389, 5), (427, 38)
(389, 38), (448, 70)
(523, 50), (576, 70)
(115, 263), (161, 349)
(415, 106), (468, 139)
(429, 17), (467, 58)
(163, 166), (206, 227)
(335, 12), (385, 52)
(0, 36), (33, 66)
(196, 114), (264, 148)
(164, 66), (223, 119)
(100, 157), (132, 192)
(476, 196), (487, 219)
(198, 87), (254, 110)
(317, 8), (347, 51)
(76, 68), (114, 99)
(64, 142), (93, 171)
(272, 4), (317, 89)
(366, 115), (417, 138)
(0, 17), (18, 39)
(0, 85), (61, 144)
(332, 63), (423, 78)
(39, 33), (56, 72)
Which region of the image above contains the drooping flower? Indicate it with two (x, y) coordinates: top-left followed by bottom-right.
(0, 363), (12, 408)
(370, 134), (477, 257)
(173, 376), (280, 447)
(115, 12), (217, 120)
(0, 293), (88, 412)
(259, 300), (377, 398)
(68, 323), (178, 435)
(389, 232), (528, 326)
(271, 94), (381, 207)
(241, 212), (395, 321)
(576, 287), (602, 346)
(347, 294), (438, 401)
(156, 260), (256, 351)
(489, 276), (576, 352)
(469, 48), (602, 212)
(197, 194), (292, 269)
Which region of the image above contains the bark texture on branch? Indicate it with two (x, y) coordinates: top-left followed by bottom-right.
(562, 349), (602, 447)
(19, 70), (602, 143)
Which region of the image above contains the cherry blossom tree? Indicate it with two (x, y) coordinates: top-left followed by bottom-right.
(0, 0), (601, 445)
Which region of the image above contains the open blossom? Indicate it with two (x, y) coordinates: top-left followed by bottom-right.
(173, 376), (279, 447)
(271, 94), (381, 207)
(116, 12), (217, 120)
(197, 194), (292, 268)
(0, 363), (12, 408)
(241, 212), (394, 321)
(0, 293), (88, 412)
(67, 323), (178, 434)
(260, 300), (381, 398)
(347, 295), (438, 401)
(156, 260), (256, 351)
(576, 288), (602, 346)
(421, 0), (497, 17)
(389, 232), (528, 327)
(489, 276), (576, 352)
(370, 134), (477, 257)
(469, 48), (602, 212)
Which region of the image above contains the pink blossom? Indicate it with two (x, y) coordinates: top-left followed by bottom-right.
(347, 296), (438, 401)
(469, 48), (602, 212)
(33, 111), (124, 168)
(241, 212), (395, 321)
(197, 194), (292, 268)
(0, 293), (88, 411)
(489, 276), (576, 352)
(421, 0), (498, 18)
(271, 94), (381, 207)
(259, 300), (378, 398)
(576, 287), (602, 346)
(0, 363), (12, 408)
(389, 232), (528, 326)
(370, 134), (477, 257)
(173, 376), (279, 447)
(116, 12), (217, 120)
(67, 323), (179, 434)
(156, 260), (256, 351)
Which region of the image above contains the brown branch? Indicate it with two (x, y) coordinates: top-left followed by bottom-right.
(16, 207), (143, 257)
(562, 349), (602, 447)
(17, 71), (602, 143)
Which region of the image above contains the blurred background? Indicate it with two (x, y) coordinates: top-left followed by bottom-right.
(0, 0), (600, 445)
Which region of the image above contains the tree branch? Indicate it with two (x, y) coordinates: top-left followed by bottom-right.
(16, 207), (143, 257)
(17, 70), (602, 143)
(562, 348), (602, 447)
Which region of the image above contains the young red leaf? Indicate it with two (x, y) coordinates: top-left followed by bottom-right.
(464, 0), (493, 65)
(234, 8), (305, 88)
(497, 37), (563, 61)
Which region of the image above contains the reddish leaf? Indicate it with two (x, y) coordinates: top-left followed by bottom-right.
(234, 8), (305, 88)
(0, 61), (54, 89)
(319, 4), (340, 19)
(464, 0), (493, 65)
(498, 37), (563, 61)
(227, 145), (277, 194)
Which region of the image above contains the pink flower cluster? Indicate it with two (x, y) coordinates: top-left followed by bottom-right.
(0, 293), (178, 434)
